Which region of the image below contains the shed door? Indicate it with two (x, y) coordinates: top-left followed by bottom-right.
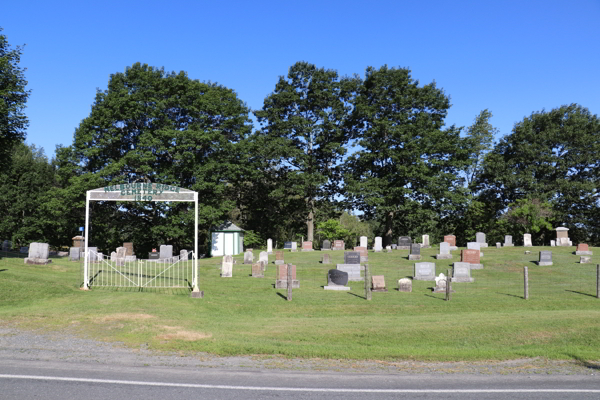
(224, 233), (234, 256)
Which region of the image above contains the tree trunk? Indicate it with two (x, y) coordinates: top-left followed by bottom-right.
(384, 210), (394, 246)
(307, 205), (314, 242)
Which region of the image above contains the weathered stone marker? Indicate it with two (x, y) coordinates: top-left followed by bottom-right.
(538, 251), (553, 266)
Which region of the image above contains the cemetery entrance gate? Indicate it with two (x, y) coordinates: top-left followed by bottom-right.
(82, 183), (200, 293)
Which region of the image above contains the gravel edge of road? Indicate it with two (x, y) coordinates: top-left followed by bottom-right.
(1, 324), (598, 376)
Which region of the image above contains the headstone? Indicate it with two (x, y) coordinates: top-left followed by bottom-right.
(2, 240), (11, 251)
(25, 242), (51, 265)
(86, 247), (100, 263)
(332, 240), (344, 250)
(275, 250), (285, 265)
(259, 251), (268, 264)
(221, 256), (233, 277)
(461, 249), (482, 269)
(408, 243), (421, 260)
(433, 273), (448, 293)
(291, 242), (298, 252)
(354, 246), (368, 262)
(391, 244), (397, 250)
(580, 256), (592, 264)
(360, 236), (368, 248)
(159, 245), (173, 259)
(124, 255), (136, 262)
(276, 264), (299, 288)
(374, 237), (383, 252)
(110, 251), (117, 262)
(555, 227), (570, 246)
(385, 245), (392, 252)
(123, 242), (134, 256)
(467, 242), (483, 257)
(371, 275), (388, 292)
(503, 235), (514, 247)
(148, 252), (160, 260)
(115, 246), (126, 266)
(322, 253), (331, 264)
(436, 242), (452, 260)
(496, 242), (501, 248)
(421, 234), (431, 248)
(244, 250), (253, 264)
(252, 263), (264, 278)
(397, 236), (411, 250)
(398, 278), (412, 292)
(321, 239), (331, 251)
(180, 249), (188, 260)
(523, 234), (532, 247)
(69, 247), (80, 261)
(575, 244), (593, 256)
(550, 240), (556, 247)
(475, 232), (488, 247)
(20, 246), (29, 254)
(302, 241), (313, 251)
(336, 264), (362, 281)
(325, 269), (350, 290)
(413, 262), (435, 281)
(284, 241), (292, 250)
(452, 262), (474, 282)
(443, 235), (456, 247)
(344, 251), (360, 265)
(267, 239), (273, 254)
(538, 251), (553, 266)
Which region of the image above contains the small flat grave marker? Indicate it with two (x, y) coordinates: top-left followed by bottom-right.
(398, 278), (412, 292)
(371, 275), (388, 292)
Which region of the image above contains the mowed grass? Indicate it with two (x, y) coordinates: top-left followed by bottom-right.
(0, 245), (599, 362)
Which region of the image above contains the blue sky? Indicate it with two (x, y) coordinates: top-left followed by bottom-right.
(3, 0), (599, 159)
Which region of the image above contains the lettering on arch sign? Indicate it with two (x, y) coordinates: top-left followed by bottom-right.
(88, 183), (195, 202)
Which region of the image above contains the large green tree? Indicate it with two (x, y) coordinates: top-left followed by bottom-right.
(344, 66), (472, 246)
(478, 104), (600, 244)
(0, 143), (55, 247)
(254, 61), (359, 242)
(0, 28), (30, 168)
(54, 63), (251, 254)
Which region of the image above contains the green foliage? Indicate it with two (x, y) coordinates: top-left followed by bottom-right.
(51, 63), (252, 254)
(499, 198), (554, 244)
(0, 28), (30, 168)
(0, 143), (56, 247)
(344, 65), (472, 246)
(242, 230), (262, 249)
(464, 109), (498, 187)
(478, 104), (600, 245)
(254, 61), (360, 241)
(316, 219), (349, 242)
(339, 212), (373, 248)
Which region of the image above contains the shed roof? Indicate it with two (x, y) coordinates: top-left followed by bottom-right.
(212, 221), (244, 232)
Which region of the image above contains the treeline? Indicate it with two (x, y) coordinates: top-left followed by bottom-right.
(2, 34), (599, 254)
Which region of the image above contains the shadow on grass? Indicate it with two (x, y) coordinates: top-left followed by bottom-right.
(497, 292), (525, 299)
(347, 291), (367, 300)
(0, 269), (7, 273)
(565, 290), (598, 298)
(569, 354), (600, 370)
(423, 294), (446, 301)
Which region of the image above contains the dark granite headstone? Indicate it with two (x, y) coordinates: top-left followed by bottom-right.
(148, 252), (160, 260)
(398, 236), (412, 247)
(344, 251), (360, 265)
(538, 251), (553, 265)
(410, 244), (420, 255)
(284, 241), (292, 250)
(328, 269), (349, 286)
(322, 240), (331, 250)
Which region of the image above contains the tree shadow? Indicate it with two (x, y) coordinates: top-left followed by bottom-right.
(0, 269), (7, 273)
(565, 290), (598, 298)
(569, 354), (600, 370)
(275, 292), (289, 301)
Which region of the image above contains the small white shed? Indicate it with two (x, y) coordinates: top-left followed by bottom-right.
(210, 221), (244, 257)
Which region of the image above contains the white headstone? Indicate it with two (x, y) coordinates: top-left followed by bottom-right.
(422, 235), (430, 247)
(523, 233), (532, 247)
(374, 237), (383, 252)
(244, 250), (253, 264)
(159, 245), (173, 259)
(221, 257), (233, 277)
(414, 262), (436, 280)
(267, 239), (273, 254)
(259, 251), (268, 264)
(28, 243), (49, 260)
(439, 242), (450, 255)
(551, 240), (556, 247)
(360, 236), (368, 248)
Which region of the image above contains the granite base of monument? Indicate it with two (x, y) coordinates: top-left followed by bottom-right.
(436, 254), (452, 260)
(190, 291), (204, 298)
(336, 264), (363, 281)
(575, 251), (593, 256)
(503, 244), (514, 247)
(275, 279), (300, 289)
(24, 258), (51, 265)
(469, 263), (484, 270)
(397, 246), (410, 250)
(408, 255), (421, 260)
(538, 261), (553, 266)
(275, 260), (284, 265)
(479, 243), (488, 248)
(452, 276), (474, 283)
(449, 246), (458, 251)
(324, 285), (350, 290)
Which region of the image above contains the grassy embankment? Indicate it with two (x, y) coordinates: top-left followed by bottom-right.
(0, 245), (598, 362)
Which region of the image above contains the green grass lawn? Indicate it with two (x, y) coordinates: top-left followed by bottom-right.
(0, 245), (598, 362)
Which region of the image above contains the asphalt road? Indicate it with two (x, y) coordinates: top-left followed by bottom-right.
(1, 326), (599, 399)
